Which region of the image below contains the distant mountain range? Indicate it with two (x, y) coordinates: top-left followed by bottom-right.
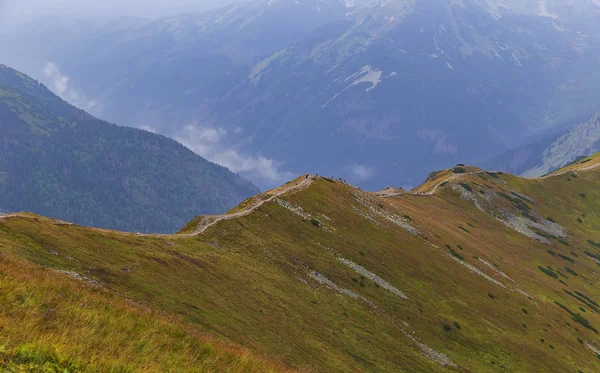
(0, 64), (258, 233)
(2, 0), (599, 188)
(487, 112), (600, 176)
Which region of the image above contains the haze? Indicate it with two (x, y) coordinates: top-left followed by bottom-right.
(0, 0), (238, 30)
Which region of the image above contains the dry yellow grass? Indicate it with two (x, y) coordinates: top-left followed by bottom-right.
(2, 158), (600, 372)
(0, 253), (296, 372)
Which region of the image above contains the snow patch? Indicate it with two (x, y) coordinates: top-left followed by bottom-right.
(348, 65), (383, 92)
(322, 65), (386, 107)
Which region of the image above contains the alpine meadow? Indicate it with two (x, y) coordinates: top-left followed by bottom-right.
(1, 0), (600, 372)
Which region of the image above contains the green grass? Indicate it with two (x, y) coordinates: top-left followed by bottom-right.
(3, 159), (600, 372)
(0, 254), (288, 372)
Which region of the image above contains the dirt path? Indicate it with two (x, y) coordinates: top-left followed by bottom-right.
(0, 176), (315, 238)
(136, 174), (315, 238)
(410, 159), (600, 197)
(181, 174), (314, 237)
(0, 213), (21, 221)
(412, 171), (485, 196)
(542, 159), (600, 178)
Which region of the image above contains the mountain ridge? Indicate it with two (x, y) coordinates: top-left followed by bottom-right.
(0, 150), (600, 372)
(3, 0), (600, 188)
(2, 152), (600, 371)
(0, 63), (259, 233)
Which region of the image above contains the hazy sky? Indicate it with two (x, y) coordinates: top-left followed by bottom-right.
(0, 0), (236, 29)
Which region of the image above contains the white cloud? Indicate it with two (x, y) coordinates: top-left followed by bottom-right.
(43, 62), (68, 95)
(175, 124), (294, 187)
(351, 164), (374, 181)
(42, 61), (100, 112)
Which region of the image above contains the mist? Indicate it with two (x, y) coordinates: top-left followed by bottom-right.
(0, 0), (239, 31)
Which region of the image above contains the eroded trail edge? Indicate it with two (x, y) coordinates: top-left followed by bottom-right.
(175, 175), (315, 238)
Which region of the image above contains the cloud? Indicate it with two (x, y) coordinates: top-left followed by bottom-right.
(42, 62), (68, 95)
(42, 61), (99, 112)
(351, 164), (374, 181)
(175, 124), (294, 187)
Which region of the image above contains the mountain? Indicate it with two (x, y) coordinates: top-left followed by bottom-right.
(487, 112), (600, 177)
(2, 153), (600, 371)
(0, 64), (258, 233)
(0, 0), (365, 130)
(217, 0), (600, 188)
(2, 0), (598, 189)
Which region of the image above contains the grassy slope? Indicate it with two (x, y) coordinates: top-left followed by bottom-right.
(0, 253), (292, 372)
(1, 159), (600, 372)
(0, 64), (259, 234)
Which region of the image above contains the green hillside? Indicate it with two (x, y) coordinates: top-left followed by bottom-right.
(2, 154), (600, 371)
(0, 64), (258, 233)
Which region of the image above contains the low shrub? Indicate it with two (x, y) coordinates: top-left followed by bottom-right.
(459, 183), (472, 192)
(487, 172), (499, 178)
(565, 267), (578, 276)
(538, 266), (558, 278)
(555, 302), (598, 333)
(572, 313), (598, 333)
(558, 253), (574, 263)
(458, 226), (470, 233)
(450, 249), (464, 261)
(587, 240), (600, 249)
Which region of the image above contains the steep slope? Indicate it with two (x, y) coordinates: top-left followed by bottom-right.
(6, 1), (600, 188)
(488, 113), (600, 177)
(221, 0), (600, 188)
(2, 154), (600, 372)
(4, 0), (598, 189)
(0, 252), (292, 372)
(0, 64), (258, 233)
(0, 0), (363, 133)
